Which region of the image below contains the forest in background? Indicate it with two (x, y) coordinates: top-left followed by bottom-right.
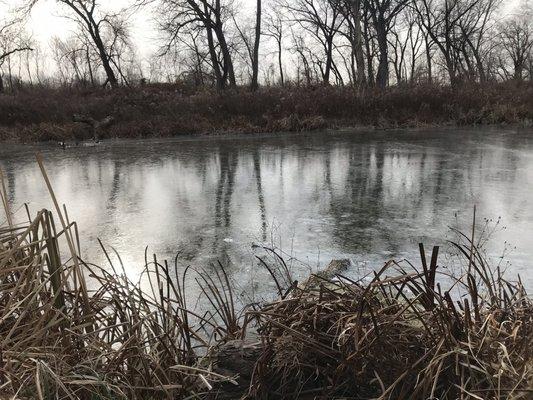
(1, 0), (533, 141)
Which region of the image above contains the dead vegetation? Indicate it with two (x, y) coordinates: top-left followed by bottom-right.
(0, 82), (532, 142)
(0, 159), (532, 399)
(247, 246), (533, 399)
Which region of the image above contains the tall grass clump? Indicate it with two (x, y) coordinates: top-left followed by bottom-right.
(0, 159), (532, 399)
(0, 163), (238, 399)
(248, 244), (532, 399)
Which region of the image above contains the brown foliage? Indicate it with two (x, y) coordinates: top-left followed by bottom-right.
(0, 82), (532, 142)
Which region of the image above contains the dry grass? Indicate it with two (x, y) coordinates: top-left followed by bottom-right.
(0, 159), (532, 399)
(248, 245), (533, 399)
(0, 160), (238, 399)
(1, 82), (532, 142)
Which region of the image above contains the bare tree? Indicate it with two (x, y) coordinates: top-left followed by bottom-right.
(182, 31), (210, 85)
(414, 0), (490, 85)
(291, 31), (315, 84)
(25, 0), (132, 88)
(51, 36), (84, 85)
(50, 32), (101, 86)
(0, 18), (32, 92)
(460, 0), (499, 82)
(264, 10), (285, 85)
(156, 0), (237, 89)
(496, 1), (532, 80)
(404, 8), (424, 82)
(389, 15), (410, 83)
(387, 7), (424, 83)
(283, 0), (344, 84)
(252, 0), (262, 90)
(364, 0), (409, 88)
(361, 5), (377, 85)
(233, 0), (262, 90)
(339, 0), (367, 86)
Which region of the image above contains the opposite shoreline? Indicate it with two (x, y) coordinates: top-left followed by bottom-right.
(1, 82), (532, 143)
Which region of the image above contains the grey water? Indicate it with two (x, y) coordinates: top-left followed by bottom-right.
(1, 128), (532, 293)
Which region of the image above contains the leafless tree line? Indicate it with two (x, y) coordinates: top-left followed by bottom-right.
(1, 0), (532, 91)
(0, 13), (33, 92)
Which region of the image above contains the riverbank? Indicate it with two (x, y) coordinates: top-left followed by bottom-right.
(1, 82), (532, 142)
(1, 165), (532, 399)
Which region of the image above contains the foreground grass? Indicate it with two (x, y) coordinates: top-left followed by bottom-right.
(0, 82), (532, 142)
(0, 163), (532, 399)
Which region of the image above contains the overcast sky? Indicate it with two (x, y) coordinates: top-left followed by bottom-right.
(2, 0), (257, 59)
(10, 0), (159, 58)
(0, 0), (524, 65)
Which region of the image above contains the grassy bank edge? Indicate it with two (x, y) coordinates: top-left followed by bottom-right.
(1, 82), (532, 143)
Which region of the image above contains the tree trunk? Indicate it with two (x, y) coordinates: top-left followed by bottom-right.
(374, 16), (389, 89)
(352, 0), (366, 86)
(251, 0), (261, 91)
(211, 0), (235, 88)
(411, 51), (416, 82)
(0, 75), (3, 93)
(93, 33), (118, 88)
(470, 45), (486, 83)
(425, 37), (432, 83)
(300, 54), (311, 85)
(195, 47), (205, 86)
(363, 12), (375, 86)
(445, 54), (457, 86)
(206, 22), (224, 88)
(350, 47), (357, 85)
(7, 58), (13, 90)
(100, 55), (118, 88)
(216, 25), (236, 87)
(323, 39), (333, 84)
(86, 47), (95, 86)
(514, 63), (523, 81)
(278, 39), (284, 86)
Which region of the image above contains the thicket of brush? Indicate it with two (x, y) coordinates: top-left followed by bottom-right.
(1, 81), (532, 142)
(249, 247), (532, 399)
(1, 162), (532, 399)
